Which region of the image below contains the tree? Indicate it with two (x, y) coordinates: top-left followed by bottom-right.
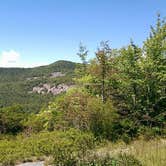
(141, 14), (166, 127)
(0, 105), (26, 134)
(95, 41), (111, 102)
(77, 42), (88, 74)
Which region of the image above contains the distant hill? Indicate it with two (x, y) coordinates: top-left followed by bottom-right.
(0, 60), (77, 113)
(0, 60), (76, 81)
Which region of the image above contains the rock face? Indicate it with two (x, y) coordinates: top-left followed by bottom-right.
(28, 72), (72, 95)
(48, 84), (71, 95)
(32, 87), (45, 94)
(32, 83), (72, 95)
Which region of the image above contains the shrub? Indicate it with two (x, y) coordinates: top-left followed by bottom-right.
(42, 88), (120, 141)
(52, 153), (142, 166)
(87, 98), (119, 141)
(0, 105), (26, 134)
(0, 129), (95, 165)
(117, 154), (142, 166)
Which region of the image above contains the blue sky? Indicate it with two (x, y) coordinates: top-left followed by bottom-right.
(0, 0), (166, 67)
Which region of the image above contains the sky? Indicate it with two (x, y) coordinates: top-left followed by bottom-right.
(0, 0), (166, 67)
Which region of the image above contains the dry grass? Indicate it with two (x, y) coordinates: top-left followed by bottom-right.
(95, 138), (166, 166)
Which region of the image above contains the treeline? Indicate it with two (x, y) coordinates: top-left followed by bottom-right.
(1, 15), (165, 141)
(20, 15), (166, 141)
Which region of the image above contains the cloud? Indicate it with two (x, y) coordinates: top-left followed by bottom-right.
(0, 50), (49, 68)
(0, 50), (20, 67)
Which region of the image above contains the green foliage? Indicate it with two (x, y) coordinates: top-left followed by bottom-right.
(0, 129), (95, 166)
(0, 60), (76, 113)
(0, 105), (27, 134)
(52, 152), (142, 166)
(39, 88), (119, 141)
(78, 153), (142, 166)
(52, 131), (94, 166)
(0, 15), (165, 166)
(140, 14), (166, 127)
(88, 98), (119, 140)
(83, 15), (166, 139)
(77, 42), (88, 74)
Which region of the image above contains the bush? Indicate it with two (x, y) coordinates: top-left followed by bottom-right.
(0, 105), (26, 134)
(118, 119), (138, 143)
(117, 154), (142, 166)
(138, 126), (165, 140)
(0, 129), (95, 165)
(52, 129), (95, 166)
(42, 88), (120, 141)
(52, 153), (142, 166)
(80, 153), (142, 166)
(87, 98), (119, 140)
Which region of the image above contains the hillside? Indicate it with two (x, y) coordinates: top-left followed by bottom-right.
(0, 60), (77, 113)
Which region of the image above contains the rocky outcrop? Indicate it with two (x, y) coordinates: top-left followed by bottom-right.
(31, 83), (72, 95)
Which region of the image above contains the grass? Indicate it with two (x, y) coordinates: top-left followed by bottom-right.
(95, 138), (166, 166)
(0, 131), (165, 166)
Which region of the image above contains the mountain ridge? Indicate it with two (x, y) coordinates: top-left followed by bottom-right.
(0, 60), (76, 69)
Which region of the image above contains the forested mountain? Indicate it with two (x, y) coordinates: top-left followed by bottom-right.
(0, 60), (77, 112)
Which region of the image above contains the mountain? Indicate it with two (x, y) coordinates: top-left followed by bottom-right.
(0, 60), (77, 113)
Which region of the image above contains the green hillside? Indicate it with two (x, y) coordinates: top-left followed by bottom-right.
(0, 60), (77, 113)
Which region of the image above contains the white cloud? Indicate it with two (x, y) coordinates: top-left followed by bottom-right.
(0, 50), (48, 68)
(0, 50), (20, 67)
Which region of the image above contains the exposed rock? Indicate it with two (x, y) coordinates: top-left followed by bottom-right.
(32, 87), (45, 94)
(48, 84), (72, 95)
(50, 72), (65, 78)
(43, 84), (51, 89)
(31, 83), (73, 95)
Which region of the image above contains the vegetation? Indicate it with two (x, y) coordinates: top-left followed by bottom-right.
(0, 129), (94, 166)
(0, 15), (165, 165)
(0, 105), (27, 134)
(95, 138), (166, 166)
(0, 60), (76, 113)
